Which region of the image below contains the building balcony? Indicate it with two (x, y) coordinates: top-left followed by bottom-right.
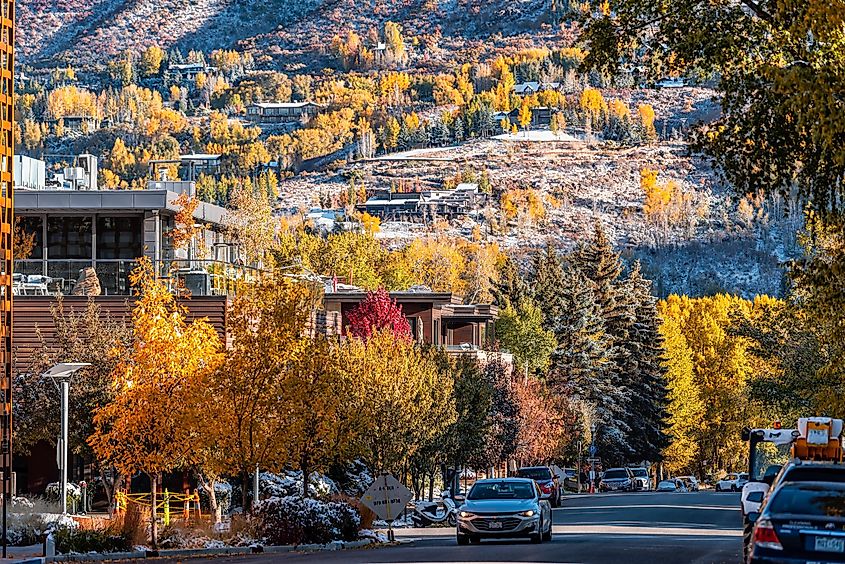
(13, 259), (264, 297)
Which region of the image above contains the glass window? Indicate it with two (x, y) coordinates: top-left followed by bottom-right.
(468, 481), (535, 500)
(516, 468), (553, 481)
(96, 216), (144, 260)
(47, 216), (92, 259)
(769, 484), (845, 516)
(17, 216), (43, 259)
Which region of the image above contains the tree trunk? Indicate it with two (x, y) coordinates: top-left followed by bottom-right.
(100, 467), (123, 517)
(241, 470), (250, 513)
(150, 474), (159, 550)
(198, 473), (221, 524)
(301, 464), (309, 498)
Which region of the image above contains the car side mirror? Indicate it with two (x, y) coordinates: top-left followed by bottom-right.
(747, 512), (760, 523)
(747, 491), (764, 503)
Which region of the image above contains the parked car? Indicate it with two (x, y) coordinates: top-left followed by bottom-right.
(551, 465), (579, 492)
(456, 478), (552, 545)
(675, 475), (699, 491)
(656, 479), (687, 492)
(599, 468), (635, 492)
(742, 461), (845, 560)
(715, 472), (749, 491)
(747, 481), (845, 563)
(629, 467), (651, 491)
(516, 466), (561, 507)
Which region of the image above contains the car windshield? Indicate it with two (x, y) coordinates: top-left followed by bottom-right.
(517, 468), (552, 480)
(768, 483), (845, 517)
(631, 469), (648, 478)
(604, 470), (628, 479)
(468, 481), (535, 500)
(783, 467), (845, 483)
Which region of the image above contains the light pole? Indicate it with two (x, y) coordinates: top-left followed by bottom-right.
(43, 363), (90, 515)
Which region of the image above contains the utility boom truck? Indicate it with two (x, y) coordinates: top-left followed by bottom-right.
(742, 418), (843, 511)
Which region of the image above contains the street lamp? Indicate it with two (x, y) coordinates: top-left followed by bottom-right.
(43, 363), (90, 514)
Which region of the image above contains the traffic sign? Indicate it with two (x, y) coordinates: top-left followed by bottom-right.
(589, 444), (597, 456)
(360, 473), (413, 522)
(587, 457), (601, 464)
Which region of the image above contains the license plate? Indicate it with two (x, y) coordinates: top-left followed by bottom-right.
(815, 536), (845, 553)
(489, 521), (503, 529)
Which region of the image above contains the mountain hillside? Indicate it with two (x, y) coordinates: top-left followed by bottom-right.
(18, 0), (554, 67)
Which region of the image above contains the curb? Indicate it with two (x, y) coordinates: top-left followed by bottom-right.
(10, 538), (395, 563)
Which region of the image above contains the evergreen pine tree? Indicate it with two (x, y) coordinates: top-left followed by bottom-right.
(493, 255), (530, 309)
(619, 262), (670, 462)
(532, 245), (567, 329)
(546, 267), (629, 462)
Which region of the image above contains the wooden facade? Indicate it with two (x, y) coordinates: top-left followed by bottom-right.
(12, 295), (228, 374)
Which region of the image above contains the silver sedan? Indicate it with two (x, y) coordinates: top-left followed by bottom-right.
(456, 478), (552, 544)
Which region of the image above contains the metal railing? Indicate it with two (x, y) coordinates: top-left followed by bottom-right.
(13, 259), (265, 297)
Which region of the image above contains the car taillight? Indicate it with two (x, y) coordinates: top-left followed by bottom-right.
(539, 482), (552, 493)
(753, 519), (783, 551)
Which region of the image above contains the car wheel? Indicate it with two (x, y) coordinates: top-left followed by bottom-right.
(470, 536), (481, 544)
(457, 534), (470, 546)
(543, 522), (553, 542)
(448, 513), (457, 527)
(531, 519), (544, 544)
(731, 485), (737, 492)
(716, 484), (722, 492)
(742, 520), (754, 560)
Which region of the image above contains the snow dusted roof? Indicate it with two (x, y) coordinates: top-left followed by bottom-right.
(250, 102), (320, 109)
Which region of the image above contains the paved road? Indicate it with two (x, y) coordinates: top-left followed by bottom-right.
(157, 491), (742, 564)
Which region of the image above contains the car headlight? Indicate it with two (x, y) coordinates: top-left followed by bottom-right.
(459, 511), (474, 518)
(520, 510), (535, 517)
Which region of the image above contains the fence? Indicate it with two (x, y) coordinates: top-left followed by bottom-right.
(115, 490), (202, 526)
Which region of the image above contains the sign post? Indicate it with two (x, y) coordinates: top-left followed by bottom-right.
(360, 474), (413, 542)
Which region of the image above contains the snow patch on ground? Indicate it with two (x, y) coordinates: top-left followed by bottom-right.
(494, 130), (579, 142)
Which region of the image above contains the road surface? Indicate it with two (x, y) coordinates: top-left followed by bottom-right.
(154, 491), (742, 564)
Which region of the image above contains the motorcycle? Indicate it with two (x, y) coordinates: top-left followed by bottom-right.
(411, 490), (458, 527)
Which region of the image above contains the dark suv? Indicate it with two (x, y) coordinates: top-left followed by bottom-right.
(516, 466), (562, 507)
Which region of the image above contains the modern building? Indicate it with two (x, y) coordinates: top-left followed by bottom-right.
(514, 82), (562, 96)
(322, 286), (500, 356)
(165, 63), (216, 82)
(359, 183), (485, 221)
(246, 102), (322, 124)
(14, 180), (249, 296)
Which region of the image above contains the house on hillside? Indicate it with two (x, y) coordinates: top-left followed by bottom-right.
(358, 183), (485, 221)
(165, 62), (217, 82)
(502, 106), (555, 127)
(246, 102), (323, 124)
(513, 82), (562, 96)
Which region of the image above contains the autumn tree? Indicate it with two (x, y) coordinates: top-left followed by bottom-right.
(347, 288), (412, 340)
(513, 376), (576, 464)
(167, 193), (204, 256)
(340, 330), (455, 474)
(225, 180), (276, 266)
(496, 298), (556, 377)
(139, 45), (165, 77)
(282, 336), (365, 497)
(208, 276), (322, 507)
(89, 259), (223, 546)
(16, 299), (131, 509)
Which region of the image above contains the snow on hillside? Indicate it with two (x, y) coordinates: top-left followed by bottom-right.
(18, 0), (554, 66)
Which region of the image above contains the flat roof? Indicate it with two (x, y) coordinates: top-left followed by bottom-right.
(16, 189), (227, 226)
(250, 102), (320, 109)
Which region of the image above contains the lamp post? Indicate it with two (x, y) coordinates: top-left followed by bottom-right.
(43, 363), (90, 515)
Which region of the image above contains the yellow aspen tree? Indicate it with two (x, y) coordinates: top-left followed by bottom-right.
(89, 259), (223, 547)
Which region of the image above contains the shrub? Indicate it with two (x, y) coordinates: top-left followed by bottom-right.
(53, 525), (132, 554)
(255, 496), (359, 545)
(45, 482), (82, 511)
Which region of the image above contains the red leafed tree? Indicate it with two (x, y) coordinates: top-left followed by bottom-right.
(513, 376), (577, 464)
(347, 289), (411, 340)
